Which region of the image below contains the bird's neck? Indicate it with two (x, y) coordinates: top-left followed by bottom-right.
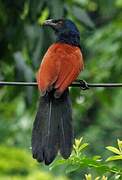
(56, 33), (80, 47)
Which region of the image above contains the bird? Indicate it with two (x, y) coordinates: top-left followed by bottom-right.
(31, 19), (84, 165)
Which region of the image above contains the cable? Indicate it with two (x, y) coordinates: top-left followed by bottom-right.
(0, 81), (37, 86)
(0, 80), (122, 90)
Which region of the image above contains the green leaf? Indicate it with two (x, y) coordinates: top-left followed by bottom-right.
(93, 156), (102, 161)
(106, 146), (121, 155)
(79, 143), (89, 151)
(115, 175), (121, 179)
(49, 159), (68, 170)
(106, 155), (122, 161)
(75, 137), (83, 147)
(65, 164), (80, 174)
(38, 8), (49, 25)
(85, 174), (92, 180)
(117, 139), (122, 152)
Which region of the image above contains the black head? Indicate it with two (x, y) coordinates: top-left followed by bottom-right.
(43, 19), (80, 47)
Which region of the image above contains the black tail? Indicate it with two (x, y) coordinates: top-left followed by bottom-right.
(31, 89), (73, 165)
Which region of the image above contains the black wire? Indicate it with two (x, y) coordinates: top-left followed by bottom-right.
(0, 81), (37, 86)
(0, 80), (122, 89)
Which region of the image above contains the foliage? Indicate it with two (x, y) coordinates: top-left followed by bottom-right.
(51, 138), (122, 179)
(0, 145), (69, 180)
(0, 145), (35, 175)
(106, 139), (122, 161)
(0, 0), (122, 179)
(85, 174), (108, 180)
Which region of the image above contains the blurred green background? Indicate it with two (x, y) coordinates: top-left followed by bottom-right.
(0, 0), (122, 179)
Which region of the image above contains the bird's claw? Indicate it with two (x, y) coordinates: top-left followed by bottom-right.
(76, 80), (89, 90)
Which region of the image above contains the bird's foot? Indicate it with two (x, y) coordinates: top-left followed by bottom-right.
(76, 80), (89, 90)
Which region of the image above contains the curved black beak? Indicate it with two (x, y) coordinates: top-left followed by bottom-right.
(43, 19), (57, 28)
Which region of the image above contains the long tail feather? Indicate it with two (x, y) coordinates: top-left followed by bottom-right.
(31, 89), (73, 165)
(58, 90), (73, 158)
